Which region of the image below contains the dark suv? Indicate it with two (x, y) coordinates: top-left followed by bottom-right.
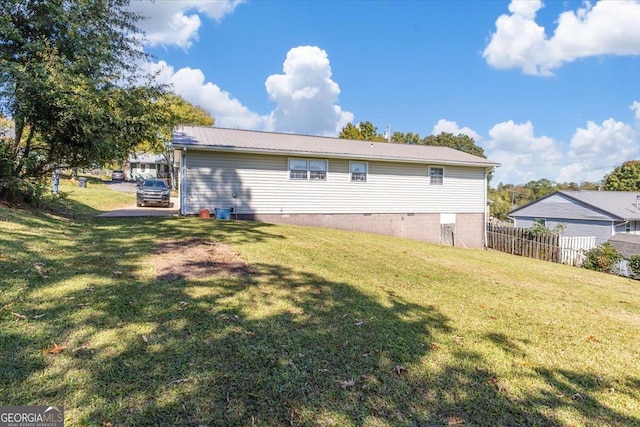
(136, 179), (170, 208)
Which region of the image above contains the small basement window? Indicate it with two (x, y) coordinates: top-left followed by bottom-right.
(429, 167), (444, 185)
(350, 161), (368, 182)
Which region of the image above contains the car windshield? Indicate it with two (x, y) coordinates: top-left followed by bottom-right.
(143, 180), (167, 188)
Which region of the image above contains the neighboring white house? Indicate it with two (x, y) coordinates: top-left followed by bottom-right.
(173, 126), (499, 249)
(128, 153), (170, 180)
(509, 191), (640, 244)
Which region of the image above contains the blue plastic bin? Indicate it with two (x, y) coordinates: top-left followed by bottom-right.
(215, 208), (231, 220)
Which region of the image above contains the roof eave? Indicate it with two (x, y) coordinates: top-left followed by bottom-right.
(173, 144), (500, 168)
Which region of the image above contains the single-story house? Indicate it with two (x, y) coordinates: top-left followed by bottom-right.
(128, 153), (170, 180)
(172, 126), (499, 249)
(509, 190), (640, 244)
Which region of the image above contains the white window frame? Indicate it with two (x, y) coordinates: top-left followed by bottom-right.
(288, 158), (328, 181)
(350, 161), (368, 182)
(429, 166), (444, 185)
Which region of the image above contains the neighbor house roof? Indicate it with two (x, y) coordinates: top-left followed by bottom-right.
(509, 190), (640, 221)
(172, 126), (500, 168)
(607, 233), (640, 258)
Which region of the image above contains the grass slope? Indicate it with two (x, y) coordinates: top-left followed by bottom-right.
(1, 181), (639, 426)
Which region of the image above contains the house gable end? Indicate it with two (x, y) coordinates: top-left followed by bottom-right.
(509, 192), (620, 221)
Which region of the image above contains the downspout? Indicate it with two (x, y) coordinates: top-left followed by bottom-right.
(484, 167), (489, 249)
(180, 147), (186, 216)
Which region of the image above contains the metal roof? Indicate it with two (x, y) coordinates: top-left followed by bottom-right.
(510, 190), (640, 221)
(172, 126), (500, 168)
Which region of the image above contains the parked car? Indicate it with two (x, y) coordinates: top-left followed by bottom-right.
(111, 170), (126, 181)
(136, 179), (170, 208)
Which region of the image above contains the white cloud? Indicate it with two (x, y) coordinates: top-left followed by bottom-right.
(264, 46), (354, 136)
(147, 61), (266, 129)
(484, 0), (640, 75)
(631, 101), (640, 120)
(485, 120), (564, 184)
(129, 0), (244, 49)
(484, 115), (640, 185)
(557, 118), (639, 182)
(432, 119), (482, 141)
(146, 46), (352, 136)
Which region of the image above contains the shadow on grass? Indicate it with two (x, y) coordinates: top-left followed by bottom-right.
(6, 261), (640, 426)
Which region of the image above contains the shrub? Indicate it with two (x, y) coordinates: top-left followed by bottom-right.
(627, 255), (640, 279)
(582, 243), (622, 273)
(0, 143), (48, 205)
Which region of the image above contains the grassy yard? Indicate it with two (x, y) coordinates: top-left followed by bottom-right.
(1, 180), (639, 426)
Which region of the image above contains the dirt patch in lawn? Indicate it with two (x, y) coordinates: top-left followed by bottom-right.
(153, 239), (254, 282)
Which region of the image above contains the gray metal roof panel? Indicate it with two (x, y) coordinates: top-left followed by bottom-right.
(173, 126), (500, 168)
(558, 190), (640, 220)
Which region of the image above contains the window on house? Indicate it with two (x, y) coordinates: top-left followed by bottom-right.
(429, 167), (444, 185)
(309, 160), (327, 180)
(289, 158), (327, 181)
(289, 159), (309, 180)
(625, 222), (631, 233)
(534, 218), (547, 227)
(141, 164), (146, 173)
(350, 161), (368, 182)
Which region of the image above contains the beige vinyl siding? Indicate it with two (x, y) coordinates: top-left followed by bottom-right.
(183, 151), (487, 215)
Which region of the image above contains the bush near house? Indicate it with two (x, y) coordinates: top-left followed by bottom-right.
(627, 254), (640, 278)
(582, 243), (623, 274)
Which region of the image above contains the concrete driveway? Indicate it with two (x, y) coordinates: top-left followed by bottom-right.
(96, 181), (181, 218)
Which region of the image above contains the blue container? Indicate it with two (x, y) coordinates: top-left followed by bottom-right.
(215, 208), (231, 220)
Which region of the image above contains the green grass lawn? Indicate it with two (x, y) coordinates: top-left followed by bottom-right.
(1, 181), (639, 426)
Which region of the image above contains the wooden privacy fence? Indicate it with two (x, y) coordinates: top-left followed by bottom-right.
(486, 225), (595, 266)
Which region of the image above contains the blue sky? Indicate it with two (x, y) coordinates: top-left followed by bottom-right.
(130, 0), (640, 186)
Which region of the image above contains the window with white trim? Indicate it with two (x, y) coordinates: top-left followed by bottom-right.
(288, 158), (327, 181)
(429, 166), (444, 185)
(350, 161), (368, 182)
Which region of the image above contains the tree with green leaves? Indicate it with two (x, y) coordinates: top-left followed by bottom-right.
(523, 178), (556, 200)
(136, 93), (215, 188)
(603, 160), (640, 191)
(391, 131), (420, 144)
(338, 121), (385, 142)
(0, 0), (164, 202)
(137, 94), (215, 154)
(421, 132), (487, 159)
